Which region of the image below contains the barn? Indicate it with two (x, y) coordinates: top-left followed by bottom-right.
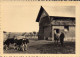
(36, 6), (75, 40)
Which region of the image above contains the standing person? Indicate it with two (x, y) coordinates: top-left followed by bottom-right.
(56, 32), (60, 45)
(60, 32), (65, 46)
(54, 30), (60, 46)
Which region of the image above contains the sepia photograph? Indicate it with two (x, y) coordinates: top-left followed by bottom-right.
(3, 5), (75, 54)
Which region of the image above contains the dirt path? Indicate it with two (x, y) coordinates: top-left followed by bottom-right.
(4, 40), (75, 54)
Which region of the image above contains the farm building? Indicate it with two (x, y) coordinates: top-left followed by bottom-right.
(36, 6), (75, 40)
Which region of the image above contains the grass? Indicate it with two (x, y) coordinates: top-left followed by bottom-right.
(4, 39), (75, 54)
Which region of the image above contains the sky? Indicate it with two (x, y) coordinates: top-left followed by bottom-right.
(43, 6), (75, 17)
(1, 3), (75, 32)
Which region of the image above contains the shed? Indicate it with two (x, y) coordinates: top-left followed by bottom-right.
(36, 6), (75, 40)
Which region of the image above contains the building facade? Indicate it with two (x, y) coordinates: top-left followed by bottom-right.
(36, 6), (75, 40)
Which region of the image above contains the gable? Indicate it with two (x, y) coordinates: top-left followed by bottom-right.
(40, 9), (48, 20)
(36, 6), (49, 22)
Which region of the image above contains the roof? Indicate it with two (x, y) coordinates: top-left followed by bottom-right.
(50, 16), (75, 20)
(50, 16), (75, 26)
(36, 6), (49, 22)
(36, 6), (75, 22)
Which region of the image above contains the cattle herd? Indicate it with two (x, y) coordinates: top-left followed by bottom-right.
(4, 36), (29, 51)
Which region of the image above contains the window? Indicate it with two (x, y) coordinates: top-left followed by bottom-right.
(54, 29), (60, 33)
(64, 26), (69, 31)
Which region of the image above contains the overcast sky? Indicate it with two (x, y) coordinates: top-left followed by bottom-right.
(2, 3), (75, 32)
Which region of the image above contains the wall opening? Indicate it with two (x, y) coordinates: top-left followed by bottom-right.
(64, 26), (69, 32)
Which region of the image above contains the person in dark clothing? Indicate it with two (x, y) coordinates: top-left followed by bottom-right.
(54, 33), (57, 41)
(60, 32), (65, 46)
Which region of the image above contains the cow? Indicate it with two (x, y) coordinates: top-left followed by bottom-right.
(15, 39), (23, 50)
(4, 35), (29, 51)
(13, 38), (29, 51)
(4, 38), (16, 50)
(21, 38), (29, 51)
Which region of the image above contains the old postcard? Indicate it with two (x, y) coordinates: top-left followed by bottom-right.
(0, 0), (80, 57)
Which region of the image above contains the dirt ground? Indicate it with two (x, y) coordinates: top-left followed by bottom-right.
(4, 39), (75, 54)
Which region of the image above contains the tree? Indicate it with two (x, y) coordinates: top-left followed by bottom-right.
(33, 31), (37, 37)
(3, 31), (7, 33)
(7, 32), (11, 38)
(22, 32), (26, 36)
(29, 32), (33, 37)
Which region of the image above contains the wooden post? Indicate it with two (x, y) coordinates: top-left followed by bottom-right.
(52, 31), (54, 41)
(52, 26), (54, 41)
